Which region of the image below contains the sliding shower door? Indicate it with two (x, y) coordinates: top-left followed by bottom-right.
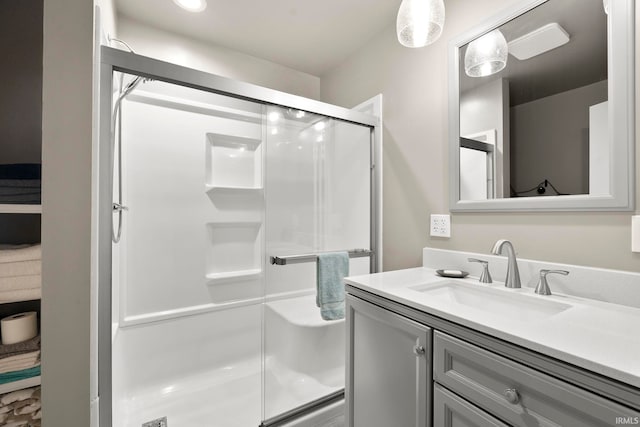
(110, 72), (266, 427)
(263, 106), (372, 421)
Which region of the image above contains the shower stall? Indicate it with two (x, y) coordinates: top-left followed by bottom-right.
(97, 47), (381, 427)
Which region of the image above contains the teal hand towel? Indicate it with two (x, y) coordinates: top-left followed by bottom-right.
(0, 365), (41, 385)
(316, 252), (349, 321)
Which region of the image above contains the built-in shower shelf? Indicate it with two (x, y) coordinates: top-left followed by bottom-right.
(206, 133), (263, 188)
(205, 185), (263, 194)
(206, 269), (262, 283)
(0, 375), (41, 395)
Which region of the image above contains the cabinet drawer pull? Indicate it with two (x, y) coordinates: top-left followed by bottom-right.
(504, 388), (520, 404)
(413, 345), (426, 356)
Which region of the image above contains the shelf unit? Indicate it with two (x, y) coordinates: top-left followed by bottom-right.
(0, 375), (41, 395)
(0, 205), (42, 214)
(0, 0), (44, 405)
(205, 124), (264, 304)
(0, 210), (42, 396)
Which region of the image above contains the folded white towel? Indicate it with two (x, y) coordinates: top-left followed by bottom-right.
(0, 261), (41, 279)
(0, 387), (38, 405)
(13, 400), (40, 415)
(0, 276), (41, 292)
(0, 288), (41, 303)
(2, 416), (29, 427)
(0, 245), (41, 264)
(0, 361), (40, 376)
(0, 352), (39, 364)
(0, 353), (40, 374)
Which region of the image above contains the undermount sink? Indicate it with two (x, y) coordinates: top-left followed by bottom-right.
(411, 281), (572, 321)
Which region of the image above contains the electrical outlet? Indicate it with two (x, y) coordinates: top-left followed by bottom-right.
(430, 214), (451, 238)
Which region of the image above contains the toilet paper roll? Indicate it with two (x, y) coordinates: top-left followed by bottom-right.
(1, 312), (38, 345)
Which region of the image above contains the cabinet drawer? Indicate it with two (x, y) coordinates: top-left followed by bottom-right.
(434, 384), (509, 427)
(433, 331), (640, 426)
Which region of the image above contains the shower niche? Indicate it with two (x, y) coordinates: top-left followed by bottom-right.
(204, 128), (264, 304)
(205, 221), (262, 291)
(205, 132), (263, 191)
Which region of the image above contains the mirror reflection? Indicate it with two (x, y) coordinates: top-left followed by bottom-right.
(458, 0), (607, 200)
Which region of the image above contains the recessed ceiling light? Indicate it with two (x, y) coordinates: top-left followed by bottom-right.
(173, 0), (207, 13)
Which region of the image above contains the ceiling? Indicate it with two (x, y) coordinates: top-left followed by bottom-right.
(115, 0), (400, 76)
(459, 0), (607, 106)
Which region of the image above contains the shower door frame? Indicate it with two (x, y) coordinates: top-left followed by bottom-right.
(97, 46), (381, 427)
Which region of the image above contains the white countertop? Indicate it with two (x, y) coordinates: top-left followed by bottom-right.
(344, 267), (640, 389)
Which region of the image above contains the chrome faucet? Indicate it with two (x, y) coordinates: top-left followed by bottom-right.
(468, 258), (492, 283)
(535, 269), (569, 295)
(491, 239), (521, 289)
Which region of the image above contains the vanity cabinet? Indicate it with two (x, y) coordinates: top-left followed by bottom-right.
(346, 295), (431, 427)
(345, 292), (640, 427)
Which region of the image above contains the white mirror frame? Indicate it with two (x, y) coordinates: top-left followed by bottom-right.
(449, 0), (635, 212)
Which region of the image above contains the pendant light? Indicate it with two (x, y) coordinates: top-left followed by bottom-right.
(603, 0), (609, 14)
(396, 0), (445, 48)
(173, 0), (207, 13)
(464, 29), (508, 77)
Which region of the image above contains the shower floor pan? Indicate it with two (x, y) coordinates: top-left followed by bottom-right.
(115, 357), (342, 427)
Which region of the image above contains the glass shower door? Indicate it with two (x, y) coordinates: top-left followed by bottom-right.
(262, 106), (372, 421)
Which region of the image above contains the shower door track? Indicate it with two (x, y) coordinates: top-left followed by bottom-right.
(98, 46), (381, 427)
(259, 390), (344, 427)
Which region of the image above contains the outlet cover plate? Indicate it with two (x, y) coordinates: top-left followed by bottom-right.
(430, 214), (451, 238)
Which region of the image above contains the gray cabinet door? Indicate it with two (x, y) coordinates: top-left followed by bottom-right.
(346, 294), (431, 427)
(434, 384), (509, 427)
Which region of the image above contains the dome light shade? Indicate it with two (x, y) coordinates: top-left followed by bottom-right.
(396, 0), (445, 48)
(464, 29), (508, 77)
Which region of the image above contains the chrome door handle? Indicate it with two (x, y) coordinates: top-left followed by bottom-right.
(413, 344), (426, 357)
(113, 202), (128, 212)
(504, 388), (520, 404)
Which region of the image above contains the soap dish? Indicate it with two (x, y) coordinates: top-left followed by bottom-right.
(436, 269), (469, 278)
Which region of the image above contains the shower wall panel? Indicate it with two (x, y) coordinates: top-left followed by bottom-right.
(118, 83), (264, 320)
(111, 77), (266, 427)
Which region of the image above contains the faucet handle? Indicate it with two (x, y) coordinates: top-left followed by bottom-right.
(535, 269), (569, 295)
(468, 258), (492, 283)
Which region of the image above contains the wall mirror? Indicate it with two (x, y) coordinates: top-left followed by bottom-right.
(449, 0), (634, 211)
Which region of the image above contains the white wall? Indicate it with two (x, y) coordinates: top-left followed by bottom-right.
(510, 80), (607, 196)
(118, 82), (264, 319)
(320, 0), (640, 273)
(117, 16), (321, 100)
